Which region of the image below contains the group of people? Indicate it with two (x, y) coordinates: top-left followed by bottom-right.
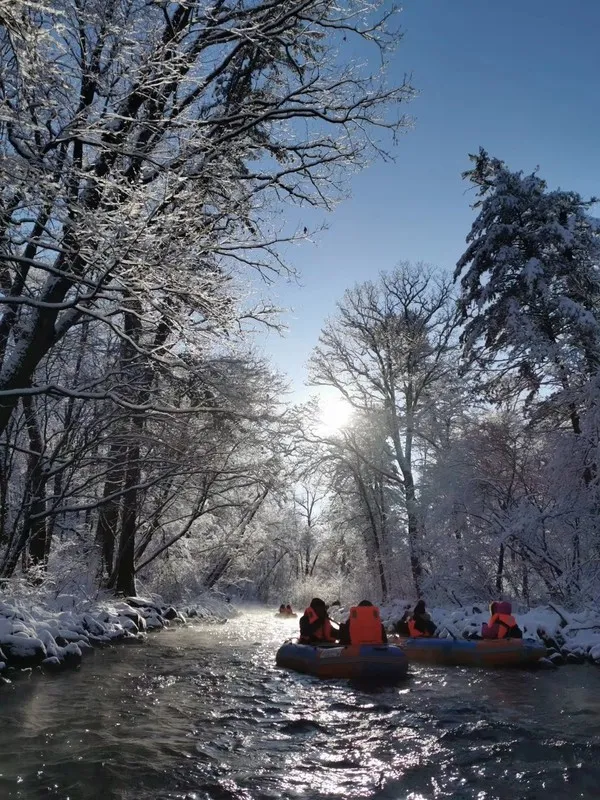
(278, 603), (296, 617)
(299, 598), (387, 646)
(298, 597), (523, 645)
(394, 599), (522, 640)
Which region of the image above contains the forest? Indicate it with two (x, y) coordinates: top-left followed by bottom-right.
(1, 0), (599, 613)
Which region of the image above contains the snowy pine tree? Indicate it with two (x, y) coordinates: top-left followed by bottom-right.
(455, 149), (600, 427)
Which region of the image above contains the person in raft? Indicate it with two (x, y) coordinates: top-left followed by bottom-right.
(482, 601), (523, 639)
(393, 609), (411, 636)
(299, 598), (340, 643)
(408, 600), (437, 637)
(338, 600), (387, 645)
(285, 604), (294, 615)
(278, 603), (286, 614)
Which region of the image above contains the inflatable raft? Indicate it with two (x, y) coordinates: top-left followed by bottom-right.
(389, 636), (546, 667)
(276, 641), (408, 681)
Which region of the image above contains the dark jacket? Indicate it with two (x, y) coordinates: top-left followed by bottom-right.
(299, 611), (339, 643)
(411, 613), (436, 636)
(394, 612), (411, 636)
(410, 602), (437, 636)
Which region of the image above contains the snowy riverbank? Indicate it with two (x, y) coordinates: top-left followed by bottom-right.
(376, 600), (600, 666)
(0, 591), (237, 676)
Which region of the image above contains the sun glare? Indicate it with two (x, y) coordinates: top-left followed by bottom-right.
(317, 394), (353, 434)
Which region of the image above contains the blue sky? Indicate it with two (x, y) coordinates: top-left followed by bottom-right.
(257, 0), (600, 400)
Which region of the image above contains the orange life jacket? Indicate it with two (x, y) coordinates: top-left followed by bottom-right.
(408, 617), (432, 638)
(301, 606), (335, 642)
(489, 613), (518, 639)
(348, 606), (384, 645)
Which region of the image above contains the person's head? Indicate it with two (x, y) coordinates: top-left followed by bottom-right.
(286, 604), (292, 611)
(309, 597), (327, 618)
(413, 600), (426, 615)
(357, 600), (373, 607)
(279, 604), (285, 612)
(497, 601), (512, 614)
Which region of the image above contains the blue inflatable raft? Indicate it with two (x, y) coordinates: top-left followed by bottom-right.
(276, 641), (408, 681)
(390, 635), (546, 667)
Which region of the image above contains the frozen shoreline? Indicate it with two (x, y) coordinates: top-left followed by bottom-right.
(0, 592), (236, 677)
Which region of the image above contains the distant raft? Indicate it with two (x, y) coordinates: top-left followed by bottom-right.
(276, 641), (408, 681)
(389, 636), (546, 667)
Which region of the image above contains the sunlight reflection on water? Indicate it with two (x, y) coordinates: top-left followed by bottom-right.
(0, 610), (600, 799)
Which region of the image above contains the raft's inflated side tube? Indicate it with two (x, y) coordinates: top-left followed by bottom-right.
(389, 636), (546, 667)
(276, 642), (408, 681)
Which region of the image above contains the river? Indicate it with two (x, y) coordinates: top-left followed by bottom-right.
(1, 609), (599, 800)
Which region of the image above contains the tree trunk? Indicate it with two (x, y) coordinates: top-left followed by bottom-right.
(22, 397), (50, 570)
(495, 542), (505, 594)
(95, 439), (127, 579)
(106, 302), (145, 596)
(372, 530), (388, 602)
(355, 472), (388, 601)
(522, 560), (530, 607)
(452, 501), (466, 575)
(109, 440), (140, 596)
(404, 473), (422, 596)
(570, 531), (581, 594)
(0, 269), (81, 436)
(388, 401), (423, 597)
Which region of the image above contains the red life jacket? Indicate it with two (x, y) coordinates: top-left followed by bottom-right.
(408, 617), (432, 638)
(489, 613), (518, 639)
(348, 606), (384, 645)
(300, 606), (335, 642)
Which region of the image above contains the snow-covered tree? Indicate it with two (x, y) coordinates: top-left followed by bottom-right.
(0, 0), (413, 433)
(455, 149), (600, 432)
(324, 416), (406, 601)
(309, 263), (459, 595)
(0, 0), (414, 594)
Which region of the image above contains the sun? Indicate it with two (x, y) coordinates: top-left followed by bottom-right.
(317, 392), (353, 434)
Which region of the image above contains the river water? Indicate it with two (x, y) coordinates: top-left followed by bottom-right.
(1, 609), (599, 800)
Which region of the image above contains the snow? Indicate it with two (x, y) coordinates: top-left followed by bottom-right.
(0, 592), (236, 674)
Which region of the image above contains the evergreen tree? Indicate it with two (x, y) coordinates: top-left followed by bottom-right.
(455, 149), (600, 430)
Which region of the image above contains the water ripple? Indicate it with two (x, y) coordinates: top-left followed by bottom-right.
(1, 610), (600, 799)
